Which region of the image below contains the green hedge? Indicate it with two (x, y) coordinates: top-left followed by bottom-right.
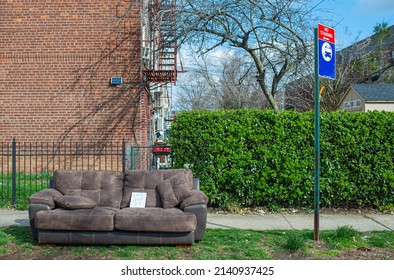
(170, 109), (394, 210)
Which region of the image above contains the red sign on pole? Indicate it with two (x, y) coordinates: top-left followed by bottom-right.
(318, 24), (335, 43)
(317, 24), (336, 80)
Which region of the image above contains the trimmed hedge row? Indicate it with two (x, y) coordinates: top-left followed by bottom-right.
(170, 109), (394, 210)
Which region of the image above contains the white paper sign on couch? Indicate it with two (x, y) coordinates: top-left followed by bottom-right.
(130, 192), (147, 208)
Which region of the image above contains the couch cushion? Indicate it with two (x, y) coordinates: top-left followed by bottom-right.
(115, 208), (197, 232)
(157, 179), (179, 208)
(122, 169), (194, 208)
(54, 195), (97, 210)
(54, 170), (123, 208)
(122, 170), (162, 208)
(169, 172), (193, 201)
(35, 207), (118, 231)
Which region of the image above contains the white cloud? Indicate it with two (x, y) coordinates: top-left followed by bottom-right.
(356, 0), (394, 16)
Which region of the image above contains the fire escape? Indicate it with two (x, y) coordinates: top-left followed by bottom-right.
(142, 0), (183, 84)
(140, 0), (183, 169)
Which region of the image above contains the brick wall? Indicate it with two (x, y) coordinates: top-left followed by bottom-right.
(0, 0), (150, 147)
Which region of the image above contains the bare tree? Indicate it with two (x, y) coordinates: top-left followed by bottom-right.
(177, 0), (320, 112)
(174, 49), (266, 110)
(174, 50), (222, 110)
(218, 51), (264, 108)
(174, 75), (216, 110)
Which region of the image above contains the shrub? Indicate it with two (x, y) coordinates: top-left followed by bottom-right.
(170, 109), (394, 210)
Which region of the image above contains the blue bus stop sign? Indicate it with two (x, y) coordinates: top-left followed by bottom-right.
(318, 24), (335, 80)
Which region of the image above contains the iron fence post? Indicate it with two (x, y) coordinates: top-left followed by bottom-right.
(122, 139), (126, 175)
(131, 146), (135, 170)
(12, 138), (16, 206)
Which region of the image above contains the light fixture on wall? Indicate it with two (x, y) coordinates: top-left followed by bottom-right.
(110, 77), (123, 87)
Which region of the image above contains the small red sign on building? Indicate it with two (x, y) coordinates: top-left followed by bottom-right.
(318, 24), (335, 44)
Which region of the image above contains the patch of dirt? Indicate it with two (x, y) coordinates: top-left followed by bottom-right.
(269, 241), (394, 260)
(0, 244), (114, 260)
(335, 247), (394, 260)
(0, 250), (113, 260)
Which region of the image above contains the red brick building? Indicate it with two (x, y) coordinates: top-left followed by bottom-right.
(0, 0), (160, 147)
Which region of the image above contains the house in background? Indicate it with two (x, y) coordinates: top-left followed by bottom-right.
(338, 84), (394, 112)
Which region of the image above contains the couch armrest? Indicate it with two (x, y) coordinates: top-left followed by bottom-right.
(28, 188), (62, 240)
(180, 190), (209, 241)
(180, 190), (208, 209)
(28, 203), (51, 240)
(29, 188), (63, 209)
(184, 203), (207, 241)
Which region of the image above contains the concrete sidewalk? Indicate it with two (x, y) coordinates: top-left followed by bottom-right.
(0, 210), (30, 227)
(0, 209), (393, 232)
(208, 213), (394, 232)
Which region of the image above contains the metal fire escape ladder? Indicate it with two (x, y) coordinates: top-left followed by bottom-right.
(143, 0), (182, 84)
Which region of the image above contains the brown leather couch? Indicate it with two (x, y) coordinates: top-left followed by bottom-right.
(28, 169), (208, 245)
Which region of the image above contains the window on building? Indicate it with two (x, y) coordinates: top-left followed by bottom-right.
(344, 101), (352, 109)
(343, 100), (361, 109)
(354, 100), (361, 107)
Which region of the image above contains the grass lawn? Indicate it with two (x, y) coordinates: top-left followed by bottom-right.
(0, 226), (393, 260)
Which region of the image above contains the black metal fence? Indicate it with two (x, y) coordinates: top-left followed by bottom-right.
(0, 140), (173, 207)
(0, 139), (126, 206)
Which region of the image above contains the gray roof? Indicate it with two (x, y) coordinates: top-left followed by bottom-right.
(351, 84), (394, 101)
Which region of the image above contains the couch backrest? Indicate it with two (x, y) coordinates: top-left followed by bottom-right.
(121, 169), (194, 208)
(53, 170), (124, 208)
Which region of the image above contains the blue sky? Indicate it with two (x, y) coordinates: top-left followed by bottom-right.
(314, 0), (394, 49)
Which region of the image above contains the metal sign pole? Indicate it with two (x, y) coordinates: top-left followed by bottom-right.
(314, 27), (321, 241)
(314, 23), (335, 241)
